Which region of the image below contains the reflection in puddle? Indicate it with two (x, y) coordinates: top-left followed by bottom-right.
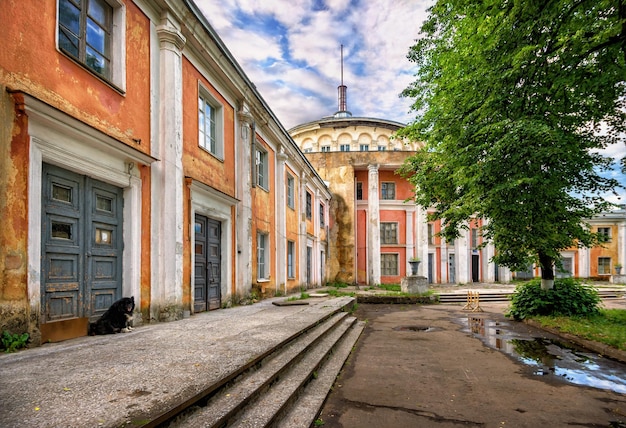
(465, 316), (626, 394)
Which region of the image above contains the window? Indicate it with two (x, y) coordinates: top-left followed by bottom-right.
(471, 228), (478, 249)
(381, 182), (395, 200)
(287, 174), (295, 209)
(378, 146), (386, 151)
(321, 146), (331, 152)
(360, 144), (369, 152)
(58, 0), (125, 87)
(340, 144), (350, 152)
(320, 203), (325, 227)
(287, 241), (295, 278)
(257, 232), (269, 279)
(380, 222), (398, 244)
(427, 223), (434, 245)
(198, 90), (223, 158)
(303, 148), (312, 153)
(381, 254), (399, 276)
(356, 182), (363, 200)
(597, 227), (612, 242)
(306, 192), (312, 219)
(255, 146), (268, 189)
(598, 257), (611, 275)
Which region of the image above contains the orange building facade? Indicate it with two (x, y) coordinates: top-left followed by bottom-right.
(0, 0), (330, 345)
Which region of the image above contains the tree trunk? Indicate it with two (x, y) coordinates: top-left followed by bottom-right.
(538, 252), (554, 290)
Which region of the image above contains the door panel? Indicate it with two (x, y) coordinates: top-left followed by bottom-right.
(207, 219), (221, 310)
(42, 164), (123, 323)
(194, 215), (221, 312)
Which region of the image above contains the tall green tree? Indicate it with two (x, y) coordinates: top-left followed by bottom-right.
(398, 0), (625, 288)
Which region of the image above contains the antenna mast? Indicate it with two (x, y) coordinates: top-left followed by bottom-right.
(338, 44), (348, 113)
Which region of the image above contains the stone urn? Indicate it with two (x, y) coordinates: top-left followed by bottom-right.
(408, 260), (421, 276)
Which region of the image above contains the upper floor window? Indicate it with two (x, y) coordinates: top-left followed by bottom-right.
(320, 203), (325, 227)
(198, 89), (223, 159)
(306, 192), (312, 219)
(340, 144), (350, 152)
(597, 227), (612, 242)
(360, 144), (369, 152)
(303, 148), (313, 153)
(378, 146), (386, 151)
(356, 182), (363, 200)
(287, 174), (295, 209)
(427, 223), (434, 245)
(321, 146), (331, 152)
(58, 0), (126, 89)
(381, 182), (395, 200)
(471, 228), (479, 249)
(255, 146), (269, 190)
(380, 222), (398, 244)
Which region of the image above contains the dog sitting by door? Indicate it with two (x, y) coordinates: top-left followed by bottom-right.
(88, 296), (135, 335)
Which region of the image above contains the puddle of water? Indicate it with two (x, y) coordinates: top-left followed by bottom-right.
(393, 325), (435, 332)
(463, 316), (626, 394)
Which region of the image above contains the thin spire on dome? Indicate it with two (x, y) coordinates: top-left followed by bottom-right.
(334, 44), (352, 118)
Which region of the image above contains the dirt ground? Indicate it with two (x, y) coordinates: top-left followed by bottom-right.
(317, 302), (626, 428)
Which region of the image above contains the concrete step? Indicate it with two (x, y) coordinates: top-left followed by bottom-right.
(275, 320), (366, 428)
(168, 305), (364, 427)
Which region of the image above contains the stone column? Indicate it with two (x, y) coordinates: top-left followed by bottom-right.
(367, 164), (381, 285)
(236, 106), (254, 297)
(276, 146), (288, 294)
(151, 12), (186, 322)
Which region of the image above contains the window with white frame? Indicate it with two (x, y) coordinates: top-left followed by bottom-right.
(306, 191), (312, 219)
(380, 222), (398, 244)
(598, 257), (611, 275)
(381, 182), (395, 200)
(58, 0), (125, 87)
(378, 146), (386, 151)
(321, 146), (331, 152)
(287, 174), (294, 209)
(597, 227), (612, 242)
(360, 144), (369, 151)
(340, 144), (350, 152)
(257, 232), (269, 279)
(198, 89), (223, 159)
(381, 254), (399, 276)
(256, 145), (269, 190)
(287, 240), (295, 278)
(320, 203), (325, 227)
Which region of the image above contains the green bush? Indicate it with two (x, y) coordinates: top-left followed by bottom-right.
(1, 330), (29, 353)
(506, 278), (600, 320)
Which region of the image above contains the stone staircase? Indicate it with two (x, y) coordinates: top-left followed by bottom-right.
(157, 299), (364, 428)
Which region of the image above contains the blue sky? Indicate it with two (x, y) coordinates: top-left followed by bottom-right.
(195, 0), (625, 204)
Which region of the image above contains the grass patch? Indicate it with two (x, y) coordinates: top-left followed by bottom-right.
(287, 292), (310, 301)
(327, 281), (350, 289)
(377, 284), (401, 292)
(326, 289), (356, 298)
(532, 309), (626, 351)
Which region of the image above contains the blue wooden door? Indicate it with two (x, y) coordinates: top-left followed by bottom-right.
(42, 164), (123, 323)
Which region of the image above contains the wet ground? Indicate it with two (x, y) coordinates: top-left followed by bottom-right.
(461, 315), (626, 394)
(318, 302), (626, 428)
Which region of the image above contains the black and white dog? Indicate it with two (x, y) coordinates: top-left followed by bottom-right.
(88, 296), (135, 335)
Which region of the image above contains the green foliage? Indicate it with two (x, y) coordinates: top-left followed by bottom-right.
(1, 330), (29, 353)
(326, 289), (355, 298)
(534, 309), (626, 351)
(377, 284), (401, 292)
(398, 0), (625, 277)
(327, 281), (350, 289)
(506, 278), (600, 320)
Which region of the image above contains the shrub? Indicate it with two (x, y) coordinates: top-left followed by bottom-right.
(506, 278), (600, 320)
(1, 330), (29, 353)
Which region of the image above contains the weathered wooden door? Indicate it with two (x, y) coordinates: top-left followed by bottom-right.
(194, 215), (221, 312)
(41, 164), (123, 323)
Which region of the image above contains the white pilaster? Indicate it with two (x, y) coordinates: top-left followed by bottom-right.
(276, 146), (288, 293)
(236, 107), (254, 297)
(367, 164), (381, 285)
(151, 12), (186, 321)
